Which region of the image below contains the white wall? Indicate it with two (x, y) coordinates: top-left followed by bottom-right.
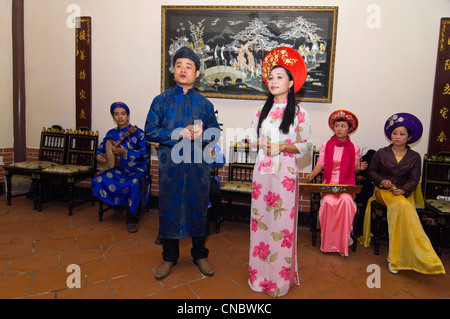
(10, 0), (450, 171)
(0, 0), (13, 147)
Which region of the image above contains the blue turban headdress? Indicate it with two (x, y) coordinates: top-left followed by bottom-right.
(110, 102), (130, 115)
(173, 47), (200, 71)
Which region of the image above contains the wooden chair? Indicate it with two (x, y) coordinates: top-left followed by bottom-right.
(208, 159), (223, 233)
(37, 128), (98, 215)
(308, 146), (322, 246)
(371, 195), (428, 255)
(4, 126), (67, 210)
(370, 200), (388, 255)
(219, 143), (257, 229)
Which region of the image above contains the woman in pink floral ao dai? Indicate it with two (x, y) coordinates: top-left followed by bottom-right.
(248, 47), (312, 297)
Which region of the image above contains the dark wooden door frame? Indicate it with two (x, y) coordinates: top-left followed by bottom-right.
(12, 0), (26, 162)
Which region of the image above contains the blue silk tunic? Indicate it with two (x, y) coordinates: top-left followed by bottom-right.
(91, 124), (150, 216)
(145, 85), (220, 239)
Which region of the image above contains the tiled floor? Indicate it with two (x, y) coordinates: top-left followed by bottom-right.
(0, 195), (449, 299)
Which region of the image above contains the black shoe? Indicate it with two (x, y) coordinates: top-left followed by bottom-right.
(127, 223), (138, 233)
(112, 207), (121, 221)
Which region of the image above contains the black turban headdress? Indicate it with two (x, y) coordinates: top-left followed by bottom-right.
(173, 47), (200, 71)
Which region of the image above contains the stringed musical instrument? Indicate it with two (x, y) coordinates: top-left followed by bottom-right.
(105, 125), (138, 169)
(299, 182), (362, 195)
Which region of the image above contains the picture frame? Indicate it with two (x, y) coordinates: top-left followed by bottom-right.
(161, 6), (338, 103)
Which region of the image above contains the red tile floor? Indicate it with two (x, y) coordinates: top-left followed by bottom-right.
(0, 195), (449, 299)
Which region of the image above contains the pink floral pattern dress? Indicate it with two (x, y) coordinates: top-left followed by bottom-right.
(248, 102), (312, 297)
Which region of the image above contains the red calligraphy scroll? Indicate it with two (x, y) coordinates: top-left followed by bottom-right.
(428, 18), (450, 155)
(75, 16), (92, 130)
